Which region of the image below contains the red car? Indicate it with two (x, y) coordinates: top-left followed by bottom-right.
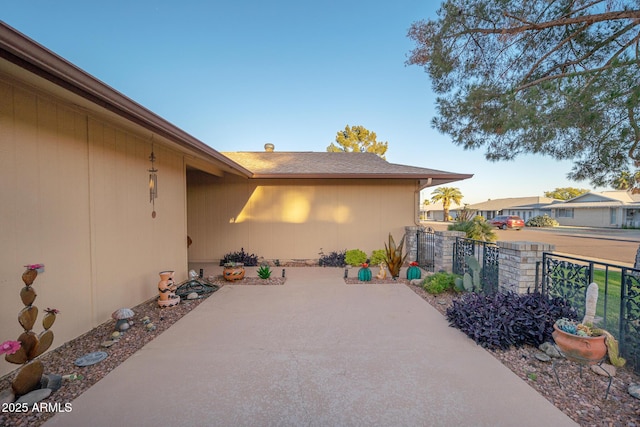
(489, 215), (525, 230)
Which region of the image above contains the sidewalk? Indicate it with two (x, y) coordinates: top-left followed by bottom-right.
(44, 267), (577, 426)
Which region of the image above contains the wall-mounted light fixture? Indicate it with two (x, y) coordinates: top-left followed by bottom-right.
(149, 142), (158, 218)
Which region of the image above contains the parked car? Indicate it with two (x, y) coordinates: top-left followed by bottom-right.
(489, 215), (525, 230)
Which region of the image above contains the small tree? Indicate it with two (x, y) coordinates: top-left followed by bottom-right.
(431, 187), (463, 221)
(327, 125), (388, 159)
(544, 187), (589, 201)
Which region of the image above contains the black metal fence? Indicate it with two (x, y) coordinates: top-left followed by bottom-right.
(452, 237), (499, 294)
(540, 252), (640, 373)
(416, 228), (435, 272)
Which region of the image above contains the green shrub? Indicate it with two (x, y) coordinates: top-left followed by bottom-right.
(423, 272), (459, 294)
(369, 249), (386, 266)
(345, 249), (368, 266)
(526, 214), (559, 227)
(448, 218), (497, 242)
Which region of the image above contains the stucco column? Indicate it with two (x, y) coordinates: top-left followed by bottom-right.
(497, 241), (555, 294)
(434, 230), (465, 273)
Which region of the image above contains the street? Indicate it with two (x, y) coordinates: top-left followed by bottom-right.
(422, 221), (640, 267)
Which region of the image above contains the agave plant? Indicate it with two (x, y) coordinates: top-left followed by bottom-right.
(384, 233), (407, 278)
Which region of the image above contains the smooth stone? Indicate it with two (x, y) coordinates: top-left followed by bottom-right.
(591, 363), (616, 377)
(629, 383), (640, 399)
(0, 389), (15, 405)
(187, 292), (199, 300)
(15, 388), (51, 405)
(534, 352), (551, 362)
(101, 340), (116, 348)
(539, 342), (562, 358)
(111, 331), (121, 339)
(410, 279), (423, 286)
(40, 373), (62, 392)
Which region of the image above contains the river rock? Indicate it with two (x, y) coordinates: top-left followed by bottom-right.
(591, 363), (616, 377)
(0, 389), (15, 405)
(628, 383), (640, 399)
(539, 342), (562, 358)
(410, 279), (423, 286)
(15, 388), (51, 405)
(534, 352), (551, 362)
(40, 373), (62, 391)
(187, 292), (199, 300)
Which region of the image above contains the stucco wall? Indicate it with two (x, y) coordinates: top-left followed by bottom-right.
(187, 172), (417, 262)
(553, 207), (616, 227)
(0, 76), (188, 377)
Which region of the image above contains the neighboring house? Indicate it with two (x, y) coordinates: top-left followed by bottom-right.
(543, 190), (640, 228)
(467, 197), (560, 221)
(0, 22), (472, 376)
(419, 201), (464, 221)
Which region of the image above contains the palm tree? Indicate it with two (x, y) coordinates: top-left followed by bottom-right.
(431, 187), (463, 221)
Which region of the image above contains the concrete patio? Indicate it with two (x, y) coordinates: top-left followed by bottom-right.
(44, 267), (577, 426)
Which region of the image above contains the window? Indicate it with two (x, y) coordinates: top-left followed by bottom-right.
(610, 208), (617, 224)
(556, 208), (574, 218)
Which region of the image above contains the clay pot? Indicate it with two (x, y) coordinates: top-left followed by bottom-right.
(223, 266), (245, 281)
(552, 324), (607, 365)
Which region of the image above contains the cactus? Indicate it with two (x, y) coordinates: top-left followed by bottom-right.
(358, 266), (372, 281)
(406, 265), (421, 280)
(454, 256), (482, 292)
(582, 282), (598, 325)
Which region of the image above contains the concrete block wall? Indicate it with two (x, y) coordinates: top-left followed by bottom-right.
(434, 230), (466, 273)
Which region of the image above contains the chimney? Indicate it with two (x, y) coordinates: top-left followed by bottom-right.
(264, 143), (275, 152)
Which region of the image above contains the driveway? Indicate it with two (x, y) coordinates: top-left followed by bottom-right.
(45, 267), (577, 427)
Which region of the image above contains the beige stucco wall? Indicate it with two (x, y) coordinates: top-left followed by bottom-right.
(0, 76), (188, 377)
(553, 207), (617, 227)
(187, 172), (418, 262)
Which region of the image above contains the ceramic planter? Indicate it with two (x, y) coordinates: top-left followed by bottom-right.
(552, 324), (607, 364)
(223, 265), (245, 281)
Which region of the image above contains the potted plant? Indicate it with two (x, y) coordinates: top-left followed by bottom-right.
(223, 262), (245, 281)
(552, 318), (625, 367)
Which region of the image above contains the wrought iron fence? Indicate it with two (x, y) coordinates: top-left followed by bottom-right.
(541, 252), (640, 373)
(452, 237), (499, 294)
(416, 228), (435, 272)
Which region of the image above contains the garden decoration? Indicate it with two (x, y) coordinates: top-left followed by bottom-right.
(383, 233), (407, 278)
(376, 263), (387, 279)
(112, 308), (134, 332)
(2, 264), (58, 396)
(357, 262), (372, 281)
(175, 270), (220, 299)
(157, 270), (180, 308)
(406, 261), (421, 280)
(223, 262), (245, 281)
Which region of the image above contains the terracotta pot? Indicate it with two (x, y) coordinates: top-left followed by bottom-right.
(223, 266), (245, 281)
(552, 324), (607, 365)
(158, 270), (179, 308)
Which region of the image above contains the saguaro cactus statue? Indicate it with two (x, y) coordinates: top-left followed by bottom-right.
(3, 265), (57, 396)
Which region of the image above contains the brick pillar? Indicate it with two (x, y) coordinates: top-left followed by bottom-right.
(404, 226), (422, 264)
(497, 241), (555, 294)
(434, 230), (465, 273)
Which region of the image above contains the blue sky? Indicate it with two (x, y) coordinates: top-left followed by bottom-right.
(2, 1), (601, 204)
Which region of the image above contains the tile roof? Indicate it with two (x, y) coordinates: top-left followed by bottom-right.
(221, 152), (472, 187)
(467, 196), (559, 211)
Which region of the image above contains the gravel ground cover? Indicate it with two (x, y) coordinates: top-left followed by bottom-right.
(1, 274), (638, 427)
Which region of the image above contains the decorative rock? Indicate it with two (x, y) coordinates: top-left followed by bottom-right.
(15, 388), (51, 405)
(629, 383), (640, 399)
(40, 373), (62, 392)
(145, 323), (156, 331)
(187, 292), (199, 300)
(410, 279), (423, 286)
(101, 340), (116, 348)
(74, 351), (108, 367)
(539, 342), (562, 358)
(591, 363), (616, 377)
(111, 331), (121, 339)
(0, 389), (15, 405)
(534, 352), (551, 362)
(116, 321), (130, 332)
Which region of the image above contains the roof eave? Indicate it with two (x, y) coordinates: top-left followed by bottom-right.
(0, 21), (252, 178)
